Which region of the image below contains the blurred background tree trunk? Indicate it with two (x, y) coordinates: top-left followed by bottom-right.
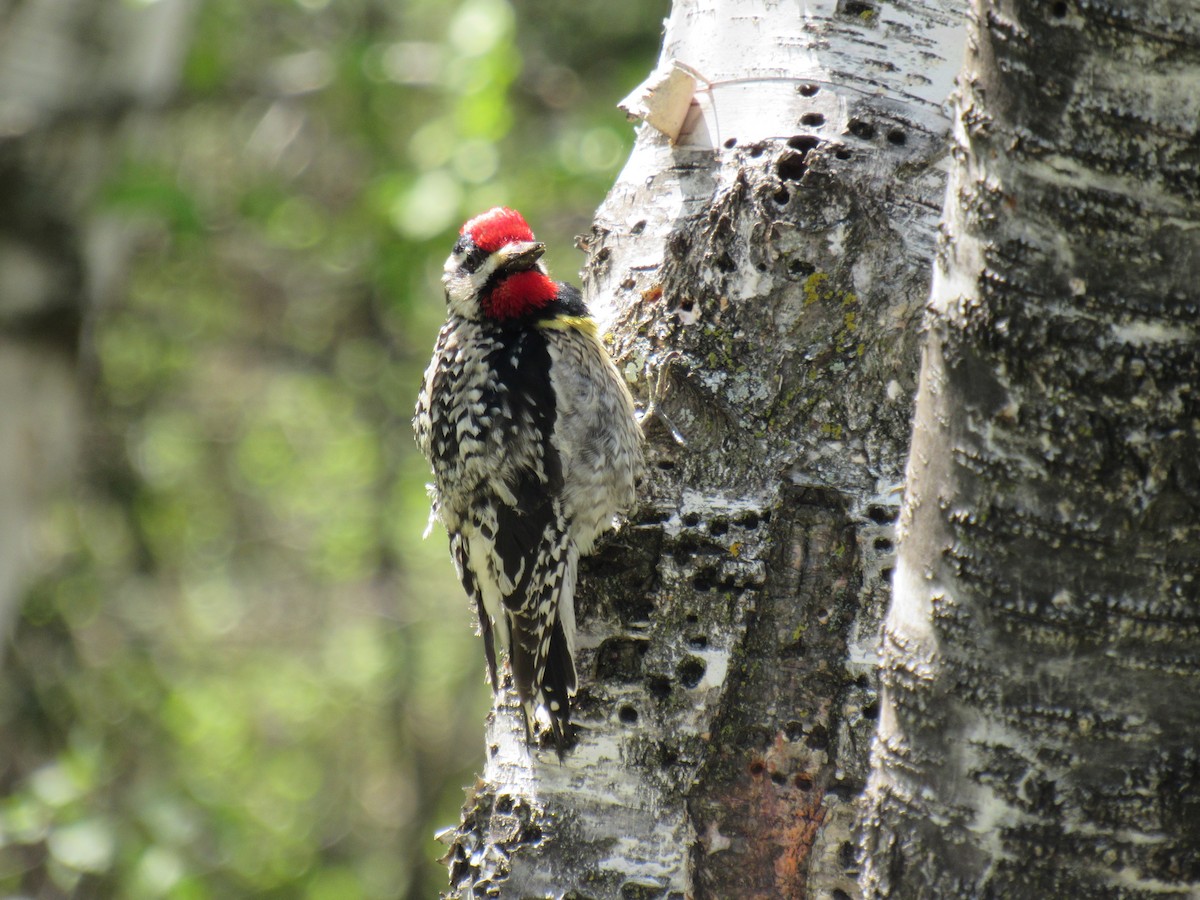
(439, 0), (962, 896)
(0, 0), (194, 651)
(863, 0), (1200, 895)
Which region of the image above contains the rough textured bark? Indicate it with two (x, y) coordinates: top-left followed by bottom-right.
(863, 0), (1200, 895)
(0, 0), (194, 644)
(440, 1), (962, 896)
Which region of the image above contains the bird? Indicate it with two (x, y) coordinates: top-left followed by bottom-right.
(414, 207), (643, 751)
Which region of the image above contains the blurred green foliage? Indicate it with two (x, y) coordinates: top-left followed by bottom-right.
(0, 0), (666, 896)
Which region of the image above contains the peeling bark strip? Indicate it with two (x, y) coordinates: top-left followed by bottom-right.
(864, 0), (1200, 896)
(441, 0), (963, 896)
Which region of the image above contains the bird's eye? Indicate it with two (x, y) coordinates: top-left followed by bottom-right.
(462, 246), (489, 273)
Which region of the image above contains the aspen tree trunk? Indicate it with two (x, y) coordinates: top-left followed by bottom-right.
(0, 0), (194, 645)
(440, 1), (962, 896)
(862, 0), (1200, 895)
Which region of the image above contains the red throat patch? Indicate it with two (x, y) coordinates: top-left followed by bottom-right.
(484, 270), (558, 320)
(462, 207), (535, 254)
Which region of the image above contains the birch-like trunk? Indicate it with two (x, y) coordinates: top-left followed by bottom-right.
(863, 0), (1200, 895)
(0, 0), (194, 645)
(440, 1), (962, 896)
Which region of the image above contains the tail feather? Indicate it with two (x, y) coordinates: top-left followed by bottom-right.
(509, 610), (574, 751)
(509, 624), (536, 708)
(540, 615), (575, 751)
(466, 485), (585, 753)
(508, 611), (575, 753)
(508, 630), (537, 744)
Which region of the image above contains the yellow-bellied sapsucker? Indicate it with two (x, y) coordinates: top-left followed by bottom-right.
(414, 207), (642, 750)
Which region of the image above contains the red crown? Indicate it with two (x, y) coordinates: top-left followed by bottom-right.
(461, 207), (535, 254)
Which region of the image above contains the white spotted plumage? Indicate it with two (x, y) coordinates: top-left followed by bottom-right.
(414, 207), (642, 751)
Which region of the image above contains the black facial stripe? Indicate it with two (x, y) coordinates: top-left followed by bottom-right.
(463, 246), (489, 273)
(454, 236), (490, 274)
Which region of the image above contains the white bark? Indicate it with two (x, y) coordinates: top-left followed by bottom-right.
(442, 1), (963, 897)
(0, 0), (195, 645)
(863, 0), (1200, 895)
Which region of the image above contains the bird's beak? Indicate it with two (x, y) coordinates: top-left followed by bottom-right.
(496, 241), (545, 272)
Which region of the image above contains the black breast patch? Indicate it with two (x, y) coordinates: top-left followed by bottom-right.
(482, 324), (563, 593)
